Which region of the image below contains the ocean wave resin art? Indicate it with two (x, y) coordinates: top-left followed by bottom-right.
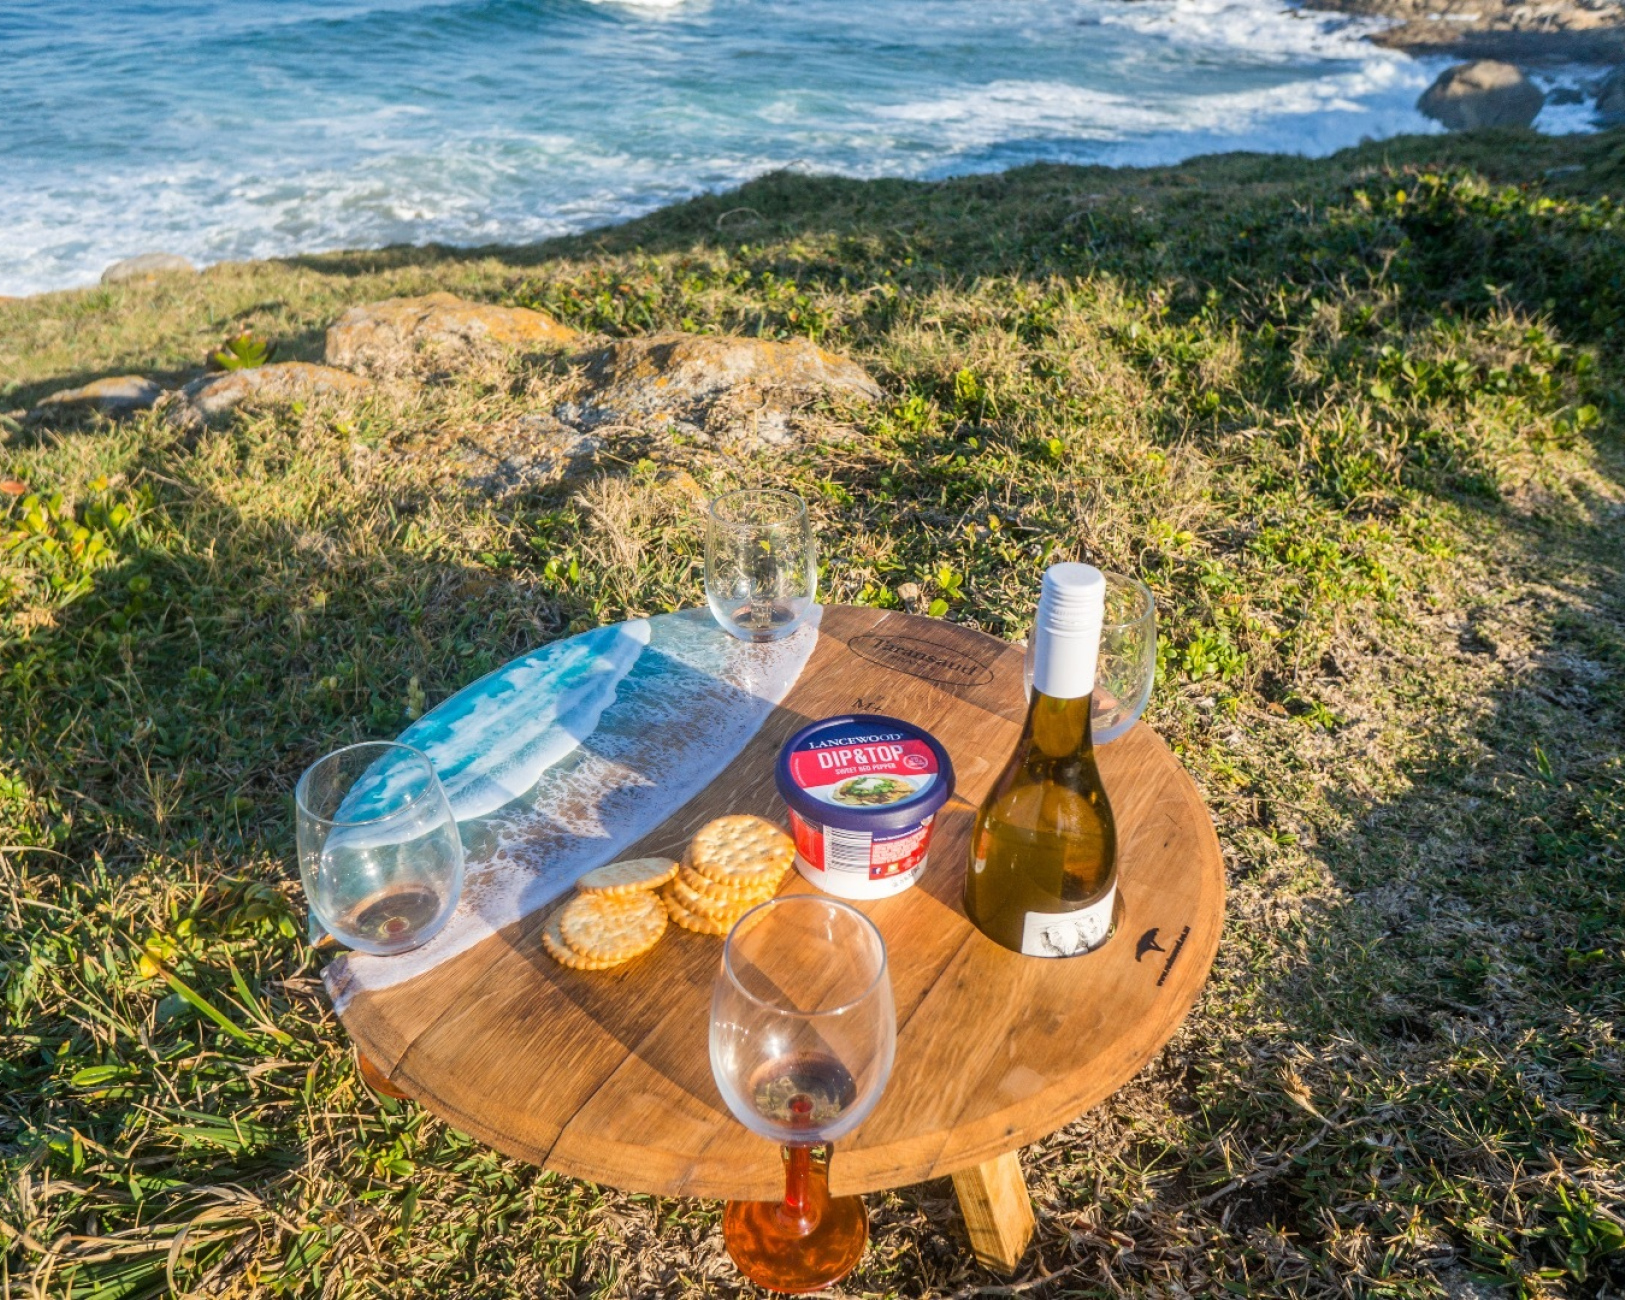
(325, 608), (821, 1006)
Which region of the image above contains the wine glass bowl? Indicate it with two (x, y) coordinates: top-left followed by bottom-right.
(295, 741), (464, 956)
(705, 489), (817, 642)
(711, 895), (894, 1145)
(710, 895), (895, 1292)
(1024, 570), (1156, 744)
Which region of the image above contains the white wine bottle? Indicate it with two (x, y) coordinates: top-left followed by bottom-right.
(965, 562), (1118, 957)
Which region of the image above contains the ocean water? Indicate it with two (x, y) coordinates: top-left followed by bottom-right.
(0, 0), (1597, 295)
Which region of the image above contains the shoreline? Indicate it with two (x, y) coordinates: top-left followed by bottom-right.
(1298, 0), (1625, 63)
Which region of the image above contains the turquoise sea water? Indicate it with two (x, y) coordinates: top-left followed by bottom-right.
(0, 0), (1597, 295)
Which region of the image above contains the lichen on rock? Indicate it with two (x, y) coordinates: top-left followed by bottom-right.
(27, 376), (165, 424)
(559, 331), (882, 451)
(170, 362), (370, 429)
(325, 292), (577, 375)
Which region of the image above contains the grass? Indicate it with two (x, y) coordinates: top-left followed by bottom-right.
(1, 126), (1623, 1298)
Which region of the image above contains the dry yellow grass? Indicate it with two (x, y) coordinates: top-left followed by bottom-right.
(1, 129), (1622, 1297)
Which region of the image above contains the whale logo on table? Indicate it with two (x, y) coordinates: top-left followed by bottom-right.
(324, 608), (823, 1009)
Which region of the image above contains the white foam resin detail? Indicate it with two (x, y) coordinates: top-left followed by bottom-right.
(325, 608), (822, 1007)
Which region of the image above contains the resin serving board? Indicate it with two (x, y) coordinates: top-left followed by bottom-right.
(331, 606), (1225, 1206)
(325, 608), (822, 1005)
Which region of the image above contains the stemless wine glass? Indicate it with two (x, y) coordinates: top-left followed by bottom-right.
(294, 742), (464, 956)
(1025, 571), (1157, 744)
(706, 489), (817, 642)
(710, 896), (895, 1293)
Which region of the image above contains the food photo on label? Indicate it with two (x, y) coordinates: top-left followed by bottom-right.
(774, 714), (955, 901)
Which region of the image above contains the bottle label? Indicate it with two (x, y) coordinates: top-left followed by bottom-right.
(1020, 884), (1116, 957)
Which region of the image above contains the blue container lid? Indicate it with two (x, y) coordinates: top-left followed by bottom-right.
(775, 713), (955, 834)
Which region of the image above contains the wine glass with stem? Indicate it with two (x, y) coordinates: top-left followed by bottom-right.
(709, 895), (895, 1292)
(706, 488), (817, 642)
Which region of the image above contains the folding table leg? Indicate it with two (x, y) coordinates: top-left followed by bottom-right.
(951, 1150), (1035, 1272)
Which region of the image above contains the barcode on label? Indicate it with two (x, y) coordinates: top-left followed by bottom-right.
(825, 828), (873, 875)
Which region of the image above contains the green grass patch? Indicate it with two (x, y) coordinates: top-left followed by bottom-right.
(2, 128), (1623, 1296)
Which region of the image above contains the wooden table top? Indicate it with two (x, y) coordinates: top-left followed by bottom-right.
(338, 606), (1224, 1199)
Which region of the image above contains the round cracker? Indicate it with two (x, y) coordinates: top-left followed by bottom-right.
(558, 890), (667, 961)
(576, 856), (679, 896)
(688, 815), (794, 886)
(669, 871), (776, 921)
(542, 910), (630, 970)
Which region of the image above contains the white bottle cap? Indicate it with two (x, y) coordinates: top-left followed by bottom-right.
(1030, 562), (1104, 700)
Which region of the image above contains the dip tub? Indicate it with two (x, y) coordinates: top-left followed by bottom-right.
(775, 713), (956, 900)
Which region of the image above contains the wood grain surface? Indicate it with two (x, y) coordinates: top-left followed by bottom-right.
(338, 607), (1224, 1199)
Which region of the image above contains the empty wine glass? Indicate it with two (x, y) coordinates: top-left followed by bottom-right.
(1025, 570), (1156, 744)
(710, 895), (895, 1292)
(295, 742), (464, 956)
(706, 489), (817, 642)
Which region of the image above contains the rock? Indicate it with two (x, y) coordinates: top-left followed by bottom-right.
(172, 362), (370, 427)
(455, 415), (603, 494)
(27, 375), (164, 423)
(1596, 66), (1625, 120)
(324, 292), (577, 374)
(101, 253), (196, 284)
(1418, 61), (1545, 130)
(563, 332), (882, 441)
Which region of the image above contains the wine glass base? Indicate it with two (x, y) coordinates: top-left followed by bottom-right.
(723, 1192), (867, 1293)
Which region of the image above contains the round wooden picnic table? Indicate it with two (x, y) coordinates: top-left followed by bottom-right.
(336, 606), (1224, 1270)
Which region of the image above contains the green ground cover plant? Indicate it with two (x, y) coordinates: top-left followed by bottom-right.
(1, 127), (1622, 1298)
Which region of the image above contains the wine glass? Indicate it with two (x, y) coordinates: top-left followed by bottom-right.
(295, 741), (464, 956)
(706, 489), (817, 642)
(1025, 570), (1157, 744)
(709, 895), (895, 1292)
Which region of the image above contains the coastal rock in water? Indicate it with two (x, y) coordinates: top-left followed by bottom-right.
(1596, 66), (1625, 120)
(101, 253), (196, 284)
(172, 362), (370, 427)
(1418, 61), (1544, 130)
(563, 332), (882, 445)
(27, 375), (165, 423)
(325, 292), (577, 374)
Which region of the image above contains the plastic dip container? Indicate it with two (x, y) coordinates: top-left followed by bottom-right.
(775, 713), (956, 900)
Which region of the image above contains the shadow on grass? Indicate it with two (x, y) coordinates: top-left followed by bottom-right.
(6, 131), (1625, 1296)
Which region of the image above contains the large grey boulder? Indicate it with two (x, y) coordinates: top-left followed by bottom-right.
(1596, 66), (1625, 120)
(170, 362), (370, 428)
(325, 292), (577, 375)
(1418, 61), (1545, 130)
(101, 253), (196, 284)
(561, 332), (882, 447)
(27, 376), (165, 423)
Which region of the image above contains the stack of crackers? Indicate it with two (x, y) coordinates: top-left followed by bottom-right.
(541, 815), (796, 971)
(659, 814), (795, 936)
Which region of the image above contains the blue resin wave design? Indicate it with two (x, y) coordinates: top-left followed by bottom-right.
(397, 619), (651, 822)
(325, 609), (822, 1005)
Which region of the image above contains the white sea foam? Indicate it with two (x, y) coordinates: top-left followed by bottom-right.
(0, 0), (1596, 296)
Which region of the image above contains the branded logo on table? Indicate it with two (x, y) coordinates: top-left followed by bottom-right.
(1138, 925), (1191, 987)
(849, 635), (997, 686)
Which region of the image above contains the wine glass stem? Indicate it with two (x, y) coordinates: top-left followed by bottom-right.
(777, 1144), (820, 1236)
